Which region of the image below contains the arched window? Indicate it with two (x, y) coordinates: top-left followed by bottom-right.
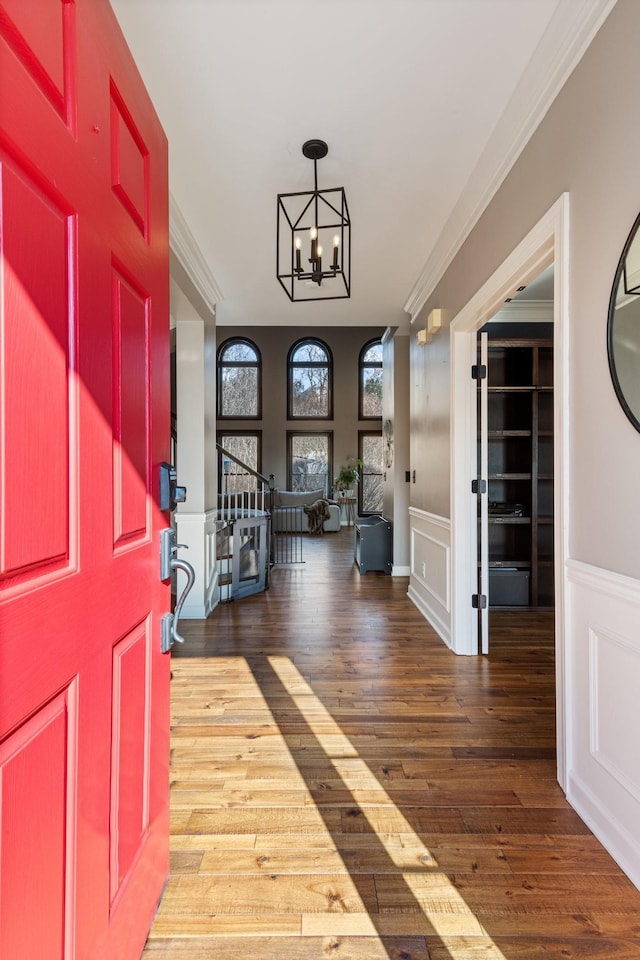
(359, 338), (383, 419)
(287, 338), (333, 419)
(217, 337), (261, 419)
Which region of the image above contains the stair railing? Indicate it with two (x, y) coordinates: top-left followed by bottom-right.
(217, 443), (274, 517)
(216, 443), (274, 602)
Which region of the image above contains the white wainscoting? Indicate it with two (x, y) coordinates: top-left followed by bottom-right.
(566, 559), (640, 889)
(175, 509), (219, 619)
(407, 508), (451, 647)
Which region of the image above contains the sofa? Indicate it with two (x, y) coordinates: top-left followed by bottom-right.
(271, 488), (341, 533)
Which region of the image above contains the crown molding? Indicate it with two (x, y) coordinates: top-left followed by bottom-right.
(169, 192), (223, 310)
(404, 0), (618, 321)
(382, 326), (398, 344)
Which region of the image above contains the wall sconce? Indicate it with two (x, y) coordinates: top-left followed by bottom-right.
(416, 309), (442, 346)
(426, 308), (442, 342)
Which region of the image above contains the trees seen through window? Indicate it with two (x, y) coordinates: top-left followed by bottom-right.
(359, 431), (384, 514)
(288, 338), (332, 419)
(218, 338), (261, 418)
(218, 432), (261, 494)
(288, 432), (332, 496)
(359, 339), (383, 419)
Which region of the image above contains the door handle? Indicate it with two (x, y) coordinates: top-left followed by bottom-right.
(160, 528), (196, 652)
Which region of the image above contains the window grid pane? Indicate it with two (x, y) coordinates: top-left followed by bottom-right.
(218, 337), (261, 419)
(291, 366), (330, 417)
(291, 343), (329, 364)
(359, 339), (383, 419)
(220, 434), (259, 494)
(290, 434), (330, 495)
(361, 367), (383, 417)
(222, 342), (258, 363)
(221, 367), (259, 417)
(363, 343), (383, 364)
(288, 338), (332, 419)
(360, 433), (383, 513)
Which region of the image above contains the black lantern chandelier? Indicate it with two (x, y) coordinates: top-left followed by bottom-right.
(277, 139), (351, 302)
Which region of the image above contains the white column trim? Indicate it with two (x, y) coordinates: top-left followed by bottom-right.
(174, 510), (219, 619)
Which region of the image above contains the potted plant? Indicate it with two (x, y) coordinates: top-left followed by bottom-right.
(334, 456), (363, 497)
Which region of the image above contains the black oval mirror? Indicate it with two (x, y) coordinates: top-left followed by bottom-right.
(608, 212), (640, 433)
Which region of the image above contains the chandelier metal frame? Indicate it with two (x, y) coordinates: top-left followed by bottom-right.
(276, 139), (351, 302)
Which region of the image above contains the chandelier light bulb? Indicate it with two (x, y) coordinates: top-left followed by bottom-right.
(332, 235), (340, 269)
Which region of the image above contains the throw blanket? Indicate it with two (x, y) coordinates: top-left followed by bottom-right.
(303, 498), (331, 534)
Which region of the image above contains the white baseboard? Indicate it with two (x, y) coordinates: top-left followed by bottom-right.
(392, 565), (411, 577)
(407, 583), (452, 649)
(568, 770), (640, 891)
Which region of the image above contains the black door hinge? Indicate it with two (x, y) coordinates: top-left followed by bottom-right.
(471, 479), (487, 495)
(472, 593), (487, 609)
(471, 364), (487, 380)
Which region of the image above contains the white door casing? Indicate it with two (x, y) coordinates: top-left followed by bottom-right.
(449, 192), (570, 789)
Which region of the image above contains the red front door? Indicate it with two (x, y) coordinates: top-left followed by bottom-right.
(0, 2), (170, 957)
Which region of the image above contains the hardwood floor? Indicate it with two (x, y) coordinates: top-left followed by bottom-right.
(143, 528), (640, 959)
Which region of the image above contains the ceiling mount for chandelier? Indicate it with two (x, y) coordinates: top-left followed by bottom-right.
(276, 139), (351, 302)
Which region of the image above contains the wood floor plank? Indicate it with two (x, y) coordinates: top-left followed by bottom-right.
(401, 758), (558, 780)
(459, 807), (592, 835)
(307, 785), (520, 807)
(169, 833), (257, 851)
(144, 936), (431, 959)
(373, 872), (640, 914)
(427, 937), (640, 959)
(158, 873), (379, 915)
(142, 530), (640, 957)
(146, 915), (301, 939)
(196, 840), (513, 877)
(171, 788), (310, 808)
(499, 836), (622, 874)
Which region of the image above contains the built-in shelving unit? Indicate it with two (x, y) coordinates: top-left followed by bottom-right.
(481, 337), (554, 608)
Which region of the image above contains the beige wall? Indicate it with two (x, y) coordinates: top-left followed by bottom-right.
(217, 325), (385, 492)
(383, 332), (411, 571)
(413, 0), (640, 579)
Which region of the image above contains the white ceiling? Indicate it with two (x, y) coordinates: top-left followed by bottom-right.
(110, 0), (613, 329)
(515, 264), (554, 302)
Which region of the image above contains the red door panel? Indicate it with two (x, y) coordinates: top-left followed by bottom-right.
(0, 2), (170, 958)
(110, 83), (149, 236)
(113, 270), (150, 546)
(0, 161), (71, 581)
(110, 620), (152, 904)
(0, 0), (75, 125)
(0, 688), (75, 959)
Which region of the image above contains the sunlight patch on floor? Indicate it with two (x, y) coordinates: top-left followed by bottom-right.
(267, 655), (508, 955)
